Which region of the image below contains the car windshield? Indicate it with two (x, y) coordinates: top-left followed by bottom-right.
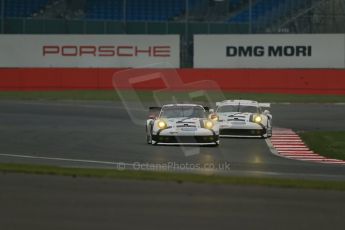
(239, 106), (259, 113)
(217, 105), (237, 113)
(217, 105), (259, 113)
(160, 106), (206, 118)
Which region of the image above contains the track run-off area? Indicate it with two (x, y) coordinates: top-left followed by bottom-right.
(0, 100), (345, 180)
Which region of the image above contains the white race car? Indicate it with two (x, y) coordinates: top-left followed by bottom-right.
(146, 104), (219, 146)
(211, 100), (272, 138)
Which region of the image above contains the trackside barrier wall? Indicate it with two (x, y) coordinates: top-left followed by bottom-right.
(0, 34), (345, 94)
(1, 68), (345, 94)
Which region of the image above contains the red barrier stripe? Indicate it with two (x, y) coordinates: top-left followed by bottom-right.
(1, 68), (345, 94)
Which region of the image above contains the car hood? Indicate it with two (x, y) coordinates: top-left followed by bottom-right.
(217, 112), (253, 122)
(164, 117), (204, 128)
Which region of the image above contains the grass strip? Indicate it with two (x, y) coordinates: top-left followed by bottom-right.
(0, 90), (345, 103)
(300, 131), (345, 161)
(1, 163), (345, 191)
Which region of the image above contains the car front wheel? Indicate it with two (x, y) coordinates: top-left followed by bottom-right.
(146, 126), (152, 144)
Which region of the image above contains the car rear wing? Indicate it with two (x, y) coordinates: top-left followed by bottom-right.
(148, 107), (161, 119)
(259, 103), (271, 108)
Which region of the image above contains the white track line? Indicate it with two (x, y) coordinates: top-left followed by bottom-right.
(279, 152), (316, 155)
(0, 153), (230, 173)
(272, 135), (297, 137)
(271, 137), (301, 139)
(280, 152), (317, 155)
(0, 153), (120, 165)
(271, 138), (302, 141)
(271, 140), (304, 142)
(276, 148), (310, 150)
(274, 145), (306, 147)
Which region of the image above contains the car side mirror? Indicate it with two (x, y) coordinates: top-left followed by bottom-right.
(148, 114), (156, 119)
(263, 110), (270, 115)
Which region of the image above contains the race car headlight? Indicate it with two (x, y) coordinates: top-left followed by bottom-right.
(157, 120), (167, 129)
(253, 115), (262, 123)
(209, 114), (219, 121)
(204, 120), (214, 129)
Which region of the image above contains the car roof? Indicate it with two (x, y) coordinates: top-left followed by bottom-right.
(162, 104), (204, 108)
(216, 100), (259, 107)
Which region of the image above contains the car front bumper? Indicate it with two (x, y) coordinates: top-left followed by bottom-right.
(219, 122), (267, 138)
(152, 128), (219, 145)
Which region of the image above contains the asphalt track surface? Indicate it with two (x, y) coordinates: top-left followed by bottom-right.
(1, 101), (345, 230)
(0, 101), (345, 180)
(1, 173), (344, 230)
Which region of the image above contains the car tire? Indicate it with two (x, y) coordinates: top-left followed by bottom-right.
(146, 126), (152, 144)
(267, 131), (272, 138)
(146, 133), (152, 144)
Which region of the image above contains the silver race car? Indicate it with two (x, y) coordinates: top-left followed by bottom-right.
(146, 104), (219, 146)
(211, 100), (272, 138)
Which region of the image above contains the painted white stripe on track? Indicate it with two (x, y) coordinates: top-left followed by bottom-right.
(271, 139), (304, 141)
(272, 143), (305, 146)
(271, 137), (301, 139)
(279, 152), (315, 154)
(272, 141), (302, 143)
(271, 139), (303, 141)
(280, 153), (320, 156)
(271, 140), (302, 142)
(273, 135), (298, 137)
(275, 146), (308, 148)
(281, 153), (320, 156)
(0, 153), (121, 165)
(287, 156), (325, 159)
(274, 145), (306, 147)
(276, 148), (310, 151)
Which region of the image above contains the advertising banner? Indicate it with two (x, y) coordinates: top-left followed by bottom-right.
(0, 35), (180, 68)
(194, 34), (345, 68)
